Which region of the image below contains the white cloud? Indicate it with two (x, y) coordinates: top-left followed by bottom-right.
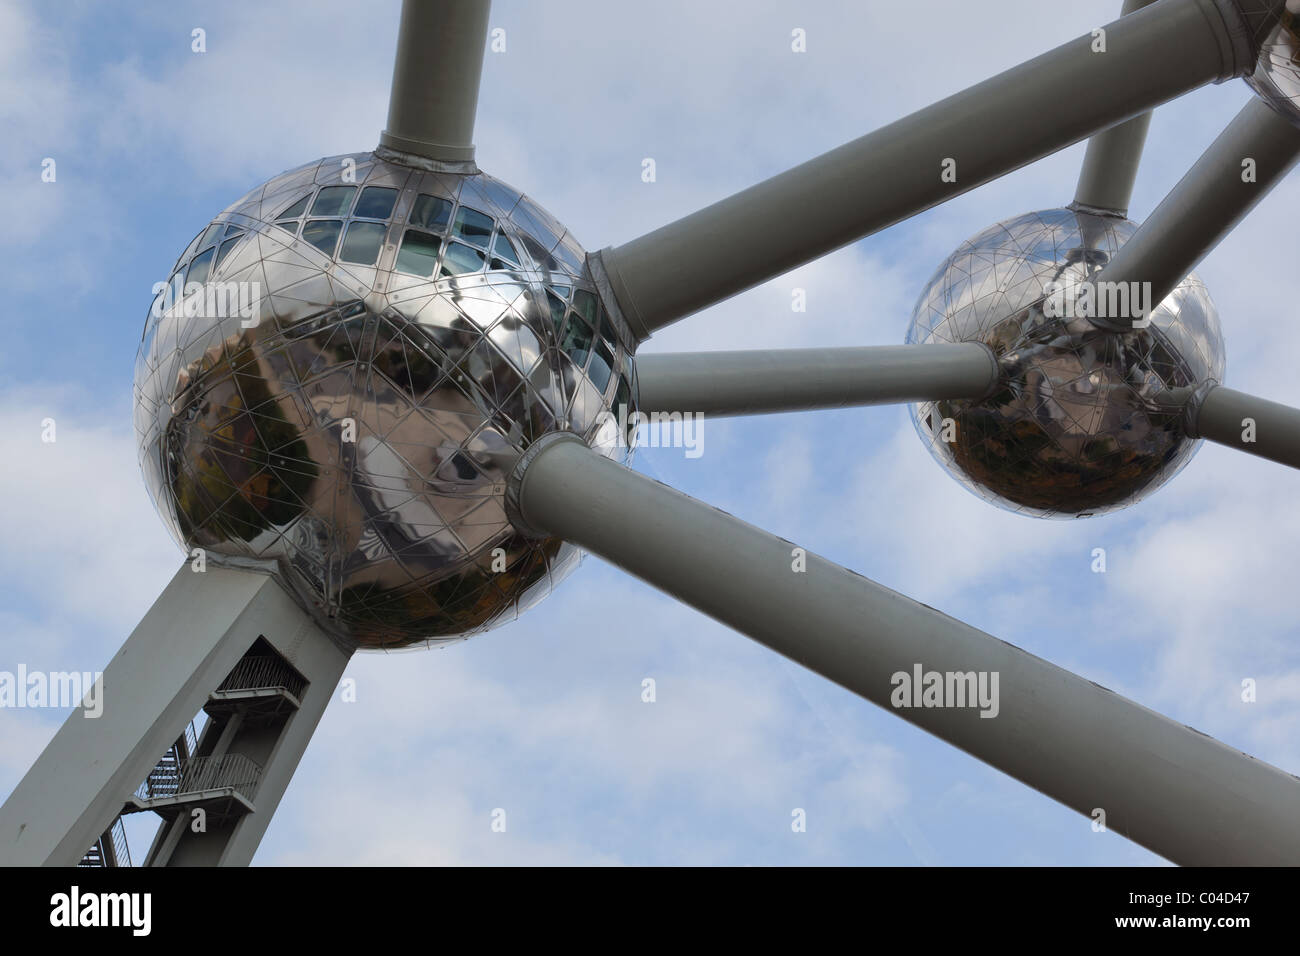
(258, 580), (909, 864)
(0, 390), (180, 655)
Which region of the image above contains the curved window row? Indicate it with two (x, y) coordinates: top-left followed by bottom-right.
(263, 183), (533, 281)
(393, 193), (521, 280)
(272, 185), (400, 265)
(145, 220), (248, 339)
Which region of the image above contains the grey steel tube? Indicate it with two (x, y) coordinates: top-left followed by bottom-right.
(1071, 0), (1161, 216)
(598, 0), (1266, 339)
(634, 344), (997, 418)
(512, 436), (1300, 865)
(1090, 97), (1300, 327)
(1192, 384), (1300, 469)
(1073, 113), (1153, 216)
(379, 0), (491, 163)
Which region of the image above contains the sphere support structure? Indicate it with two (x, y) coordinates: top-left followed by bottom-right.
(0, 567), (352, 866)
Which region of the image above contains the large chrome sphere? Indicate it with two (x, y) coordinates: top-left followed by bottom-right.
(1246, 1), (1300, 127)
(906, 208), (1224, 518)
(134, 152), (638, 649)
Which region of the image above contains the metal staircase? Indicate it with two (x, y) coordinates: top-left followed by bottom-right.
(133, 720), (200, 803)
(78, 638), (308, 866)
(78, 817), (131, 868)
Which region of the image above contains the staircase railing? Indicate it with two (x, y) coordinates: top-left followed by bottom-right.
(216, 655), (307, 700)
(180, 719), (198, 759)
(80, 816), (132, 867)
(134, 753), (263, 803)
(107, 816), (132, 867)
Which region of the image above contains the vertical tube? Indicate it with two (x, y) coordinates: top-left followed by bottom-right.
(1072, 0), (1162, 216)
(379, 0), (492, 164)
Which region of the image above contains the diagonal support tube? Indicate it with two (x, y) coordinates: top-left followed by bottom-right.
(1189, 384), (1300, 468)
(511, 435), (1300, 865)
(379, 0), (492, 166)
(1072, 0), (1162, 216)
(596, 0), (1269, 340)
(1088, 96), (1300, 328)
(0, 567), (353, 866)
(634, 344), (997, 418)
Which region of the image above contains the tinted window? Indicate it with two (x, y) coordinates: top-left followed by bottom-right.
(441, 241), (485, 276)
(588, 342), (614, 394)
(175, 230), (204, 271)
(198, 222), (224, 251)
(395, 229), (442, 277)
(186, 247), (216, 285)
(214, 235), (241, 269)
(614, 376), (632, 417)
(573, 289), (598, 324)
(354, 186), (398, 219)
(492, 233), (520, 266)
(339, 221), (387, 265)
(303, 220), (343, 256)
(453, 206), (494, 249)
(277, 194), (310, 219)
(410, 194), (452, 232)
(310, 186), (356, 217)
(545, 290), (566, 331)
(562, 314), (594, 356)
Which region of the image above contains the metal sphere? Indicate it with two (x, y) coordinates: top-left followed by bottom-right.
(906, 207), (1224, 518)
(134, 152), (638, 649)
(1245, 1), (1300, 127)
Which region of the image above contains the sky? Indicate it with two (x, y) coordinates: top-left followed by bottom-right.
(2, 0), (1299, 865)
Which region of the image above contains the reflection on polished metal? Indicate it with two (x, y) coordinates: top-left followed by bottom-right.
(1246, 0), (1300, 125)
(907, 208), (1223, 518)
(134, 153), (637, 650)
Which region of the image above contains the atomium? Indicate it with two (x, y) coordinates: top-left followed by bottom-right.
(906, 207), (1224, 518)
(133, 152), (639, 650)
(18, 0), (1287, 870)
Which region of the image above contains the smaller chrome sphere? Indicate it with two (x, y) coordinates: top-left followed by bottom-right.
(907, 208), (1225, 519)
(1245, 1), (1300, 127)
